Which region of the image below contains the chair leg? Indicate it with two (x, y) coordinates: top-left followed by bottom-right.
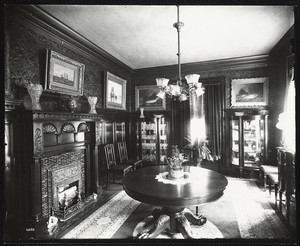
(286, 194), (291, 222)
(279, 190), (283, 211)
(106, 172), (109, 189)
(274, 184), (278, 206)
(263, 173), (267, 191)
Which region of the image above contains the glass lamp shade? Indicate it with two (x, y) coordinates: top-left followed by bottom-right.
(185, 74), (200, 86)
(170, 84), (181, 96)
(156, 78), (169, 87)
(179, 93), (188, 101)
(157, 90), (166, 99)
(194, 83), (204, 96)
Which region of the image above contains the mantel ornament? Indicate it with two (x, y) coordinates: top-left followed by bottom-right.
(66, 98), (77, 113)
(27, 83), (43, 110)
(87, 96), (98, 114)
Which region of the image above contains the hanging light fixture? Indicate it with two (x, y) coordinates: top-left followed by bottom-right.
(156, 6), (204, 102)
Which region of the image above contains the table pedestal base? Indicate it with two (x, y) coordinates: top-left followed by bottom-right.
(133, 207), (207, 239)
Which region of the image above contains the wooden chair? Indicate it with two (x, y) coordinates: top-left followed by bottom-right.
(277, 148), (286, 212)
(284, 151), (295, 222)
(104, 144), (132, 188)
(117, 141), (143, 170)
(259, 164), (279, 205)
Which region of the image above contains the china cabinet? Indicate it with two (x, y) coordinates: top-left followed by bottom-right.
(228, 110), (268, 178)
(136, 114), (169, 165)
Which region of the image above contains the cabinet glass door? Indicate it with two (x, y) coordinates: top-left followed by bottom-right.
(243, 118), (264, 167)
(231, 119), (239, 166)
(115, 122), (125, 142)
(137, 115), (168, 165)
(140, 121), (157, 163)
(158, 117), (167, 164)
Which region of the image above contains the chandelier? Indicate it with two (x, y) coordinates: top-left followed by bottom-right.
(156, 6), (204, 102)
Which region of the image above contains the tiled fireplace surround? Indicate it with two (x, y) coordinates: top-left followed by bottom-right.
(41, 149), (86, 221)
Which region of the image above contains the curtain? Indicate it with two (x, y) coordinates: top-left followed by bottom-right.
(203, 79), (225, 160)
(171, 99), (190, 149)
(277, 55), (295, 152)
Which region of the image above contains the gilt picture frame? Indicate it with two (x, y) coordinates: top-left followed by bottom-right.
(135, 85), (166, 111)
(105, 72), (127, 110)
(45, 49), (85, 96)
(231, 77), (269, 107)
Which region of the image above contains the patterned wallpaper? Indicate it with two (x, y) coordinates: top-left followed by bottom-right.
(132, 66), (268, 110)
(8, 20), (103, 108)
(5, 8), (130, 111)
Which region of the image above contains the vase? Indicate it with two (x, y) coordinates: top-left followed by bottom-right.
(139, 107), (145, 118)
(66, 98), (77, 113)
(168, 167), (184, 180)
(88, 96), (97, 114)
(27, 83), (43, 110)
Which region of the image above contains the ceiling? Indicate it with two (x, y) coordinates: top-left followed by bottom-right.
(38, 5), (294, 69)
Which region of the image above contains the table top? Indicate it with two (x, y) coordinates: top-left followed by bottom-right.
(123, 165), (228, 208)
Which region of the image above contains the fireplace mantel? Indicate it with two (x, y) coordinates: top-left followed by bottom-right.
(32, 110), (103, 121)
(21, 109), (103, 231)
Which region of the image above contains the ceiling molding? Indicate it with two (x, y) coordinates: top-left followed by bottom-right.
(133, 54), (270, 78)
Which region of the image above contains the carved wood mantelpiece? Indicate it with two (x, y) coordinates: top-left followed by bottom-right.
(32, 111), (103, 121)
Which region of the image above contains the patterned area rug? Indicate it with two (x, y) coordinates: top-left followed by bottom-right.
(62, 190), (140, 239)
(227, 178), (292, 239)
(62, 178), (295, 239)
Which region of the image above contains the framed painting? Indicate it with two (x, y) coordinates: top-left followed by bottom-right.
(231, 77), (269, 107)
(45, 49), (85, 96)
(105, 72), (126, 110)
(135, 85), (166, 111)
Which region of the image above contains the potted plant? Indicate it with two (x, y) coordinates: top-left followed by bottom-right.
(167, 145), (185, 179)
(183, 135), (213, 165)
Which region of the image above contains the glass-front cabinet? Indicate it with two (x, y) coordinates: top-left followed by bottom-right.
(229, 110), (268, 177)
(136, 114), (169, 165)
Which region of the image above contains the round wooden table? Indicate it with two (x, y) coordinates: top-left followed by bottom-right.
(123, 165), (228, 239)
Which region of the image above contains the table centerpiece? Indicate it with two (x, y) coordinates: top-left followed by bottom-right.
(168, 145), (185, 179)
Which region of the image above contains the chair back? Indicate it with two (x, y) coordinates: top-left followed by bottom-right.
(277, 148), (286, 191)
(117, 141), (129, 163)
(104, 144), (117, 170)
(285, 151), (295, 195)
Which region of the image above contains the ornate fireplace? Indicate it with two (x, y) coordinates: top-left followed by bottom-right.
(25, 111), (103, 226)
(41, 149), (94, 221)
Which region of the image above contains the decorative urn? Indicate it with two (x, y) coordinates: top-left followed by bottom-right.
(27, 83), (43, 110)
(66, 98), (77, 113)
(88, 96), (98, 114)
